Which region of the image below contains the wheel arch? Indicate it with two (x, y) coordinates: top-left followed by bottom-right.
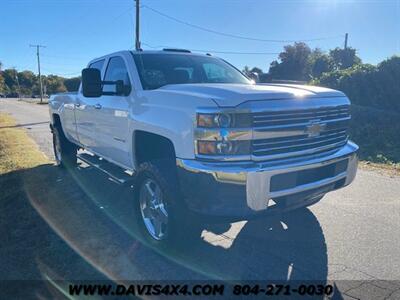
(133, 130), (177, 167)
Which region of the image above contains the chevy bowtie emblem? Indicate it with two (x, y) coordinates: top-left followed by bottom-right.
(306, 121), (326, 137)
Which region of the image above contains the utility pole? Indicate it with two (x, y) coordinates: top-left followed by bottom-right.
(344, 33), (348, 50)
(14, 69), (21, 101)
(135, 0), (141, 50)
(30, 44), (46, 103)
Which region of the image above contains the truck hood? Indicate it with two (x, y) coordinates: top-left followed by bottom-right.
(159, 83), (345, 107)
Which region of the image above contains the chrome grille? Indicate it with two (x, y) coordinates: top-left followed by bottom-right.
(253, 105), (350, 127)
(252, 105), (350, 160)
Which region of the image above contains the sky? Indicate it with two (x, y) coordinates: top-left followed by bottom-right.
(0, 0), (399, 77)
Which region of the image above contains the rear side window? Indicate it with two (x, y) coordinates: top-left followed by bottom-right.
(89, 59), (105, 71)
(103, 56), (131, 95)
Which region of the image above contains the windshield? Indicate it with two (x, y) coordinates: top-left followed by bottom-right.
(132, 53), (251, 90)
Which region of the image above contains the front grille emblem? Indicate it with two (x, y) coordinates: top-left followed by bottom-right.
(306, 120), (326, 137)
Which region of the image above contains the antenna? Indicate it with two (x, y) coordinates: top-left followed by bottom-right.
(135, 0), (141, 50)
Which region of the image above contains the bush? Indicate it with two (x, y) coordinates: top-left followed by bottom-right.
(313, 56), (400, 112)
(350, 105), (400, 163)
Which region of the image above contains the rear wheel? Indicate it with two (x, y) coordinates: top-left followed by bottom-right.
(134, 160), (202, 248)
(52, 126), (77, 168)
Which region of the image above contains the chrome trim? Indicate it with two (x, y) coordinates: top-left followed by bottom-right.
(251, 141), (347, 160)
(252, 130), (347, 147)
(195, 97), (351, 162)
(194, 128), (252, 141)
(178, 141), (358, 212)
(253, 116), (350, 129)
(252, 138), (345, 153)
(195, 153), (251, 161)
(179, 141), (358, 180)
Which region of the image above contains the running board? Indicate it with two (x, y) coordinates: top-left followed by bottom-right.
(77, 153), (134, 185)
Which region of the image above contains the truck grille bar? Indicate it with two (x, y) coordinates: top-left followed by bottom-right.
(251, 105), (350, 161)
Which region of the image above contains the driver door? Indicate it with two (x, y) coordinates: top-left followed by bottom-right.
(91, 56), (132, 168)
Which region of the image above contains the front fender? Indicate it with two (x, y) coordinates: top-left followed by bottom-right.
(129, 91), (217, 160)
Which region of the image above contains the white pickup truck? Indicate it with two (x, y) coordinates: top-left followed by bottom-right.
(49, 49), (358, 245)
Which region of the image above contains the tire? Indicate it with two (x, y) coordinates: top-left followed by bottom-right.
(52, 125), (77, 168)
(134, 159), (202, 248)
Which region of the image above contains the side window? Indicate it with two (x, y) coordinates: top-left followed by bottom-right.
(103, 56), (131, 95)
(89, 59), (105, 72)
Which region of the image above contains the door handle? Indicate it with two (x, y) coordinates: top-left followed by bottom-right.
(94, 103), (102, 109)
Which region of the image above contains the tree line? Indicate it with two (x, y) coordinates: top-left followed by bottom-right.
(243, 42), (400, 112)
(0, 63), (80, 97)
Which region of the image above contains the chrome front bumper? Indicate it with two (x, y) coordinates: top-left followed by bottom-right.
(176, 141), (358, 217)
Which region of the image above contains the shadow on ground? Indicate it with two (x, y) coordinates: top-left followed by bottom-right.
(0, 162), (338, 298)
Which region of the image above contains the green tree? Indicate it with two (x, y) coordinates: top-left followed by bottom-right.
(329, 47), (362, 70)
(2, 69), (19, 95)
(268, 42), (312, 81)
(308, 49), (334, 78)
(0, 61), (5, 94)
(312, 59), (400, 112)
(18, 70), (37, 95)
(44, 75), (67, 95)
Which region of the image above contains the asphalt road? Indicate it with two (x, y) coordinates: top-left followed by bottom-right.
(1, 98), (400, 299)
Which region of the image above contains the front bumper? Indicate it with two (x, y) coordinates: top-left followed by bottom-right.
(176, 141), (358, 218)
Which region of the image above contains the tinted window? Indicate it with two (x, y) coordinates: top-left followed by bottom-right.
(89, 59), (105, 71)
(103, 56), (131, 94)
(132, 53), (250, 90)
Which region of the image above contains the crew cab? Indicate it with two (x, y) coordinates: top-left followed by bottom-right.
(49, 49), (358, 245)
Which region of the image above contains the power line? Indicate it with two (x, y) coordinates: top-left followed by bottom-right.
(141, 42), (279, 55)
(41, 54), (88, 60)
(143, 5), (344, 43)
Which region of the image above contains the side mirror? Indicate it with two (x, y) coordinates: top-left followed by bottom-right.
(115, 80), (124, 95)
(81, 68), (102, 97)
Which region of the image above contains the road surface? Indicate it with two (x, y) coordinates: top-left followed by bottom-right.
(1, 99), (400, 299)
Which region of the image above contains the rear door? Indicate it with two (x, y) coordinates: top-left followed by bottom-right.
(91, 56), (132, 168)
(75, 59), (105, 149)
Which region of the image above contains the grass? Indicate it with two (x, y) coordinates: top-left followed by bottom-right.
(0, 113), (49, 174)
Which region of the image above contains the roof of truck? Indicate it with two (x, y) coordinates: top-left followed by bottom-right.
(89, 49), (212, 64)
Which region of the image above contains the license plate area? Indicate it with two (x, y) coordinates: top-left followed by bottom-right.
(270, 159), (348, 192)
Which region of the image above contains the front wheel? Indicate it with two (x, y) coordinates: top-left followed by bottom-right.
(52, 126), (77, 168)
(134, 160), (202, 248)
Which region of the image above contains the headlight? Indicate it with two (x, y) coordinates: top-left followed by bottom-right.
(197, 113), (251, 128)
(195, 110), (252, 159)
(197, 140), (251, 156)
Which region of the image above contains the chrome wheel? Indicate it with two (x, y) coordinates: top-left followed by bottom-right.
(53, 131), (62, 164)
(139, 178), (169, 241)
